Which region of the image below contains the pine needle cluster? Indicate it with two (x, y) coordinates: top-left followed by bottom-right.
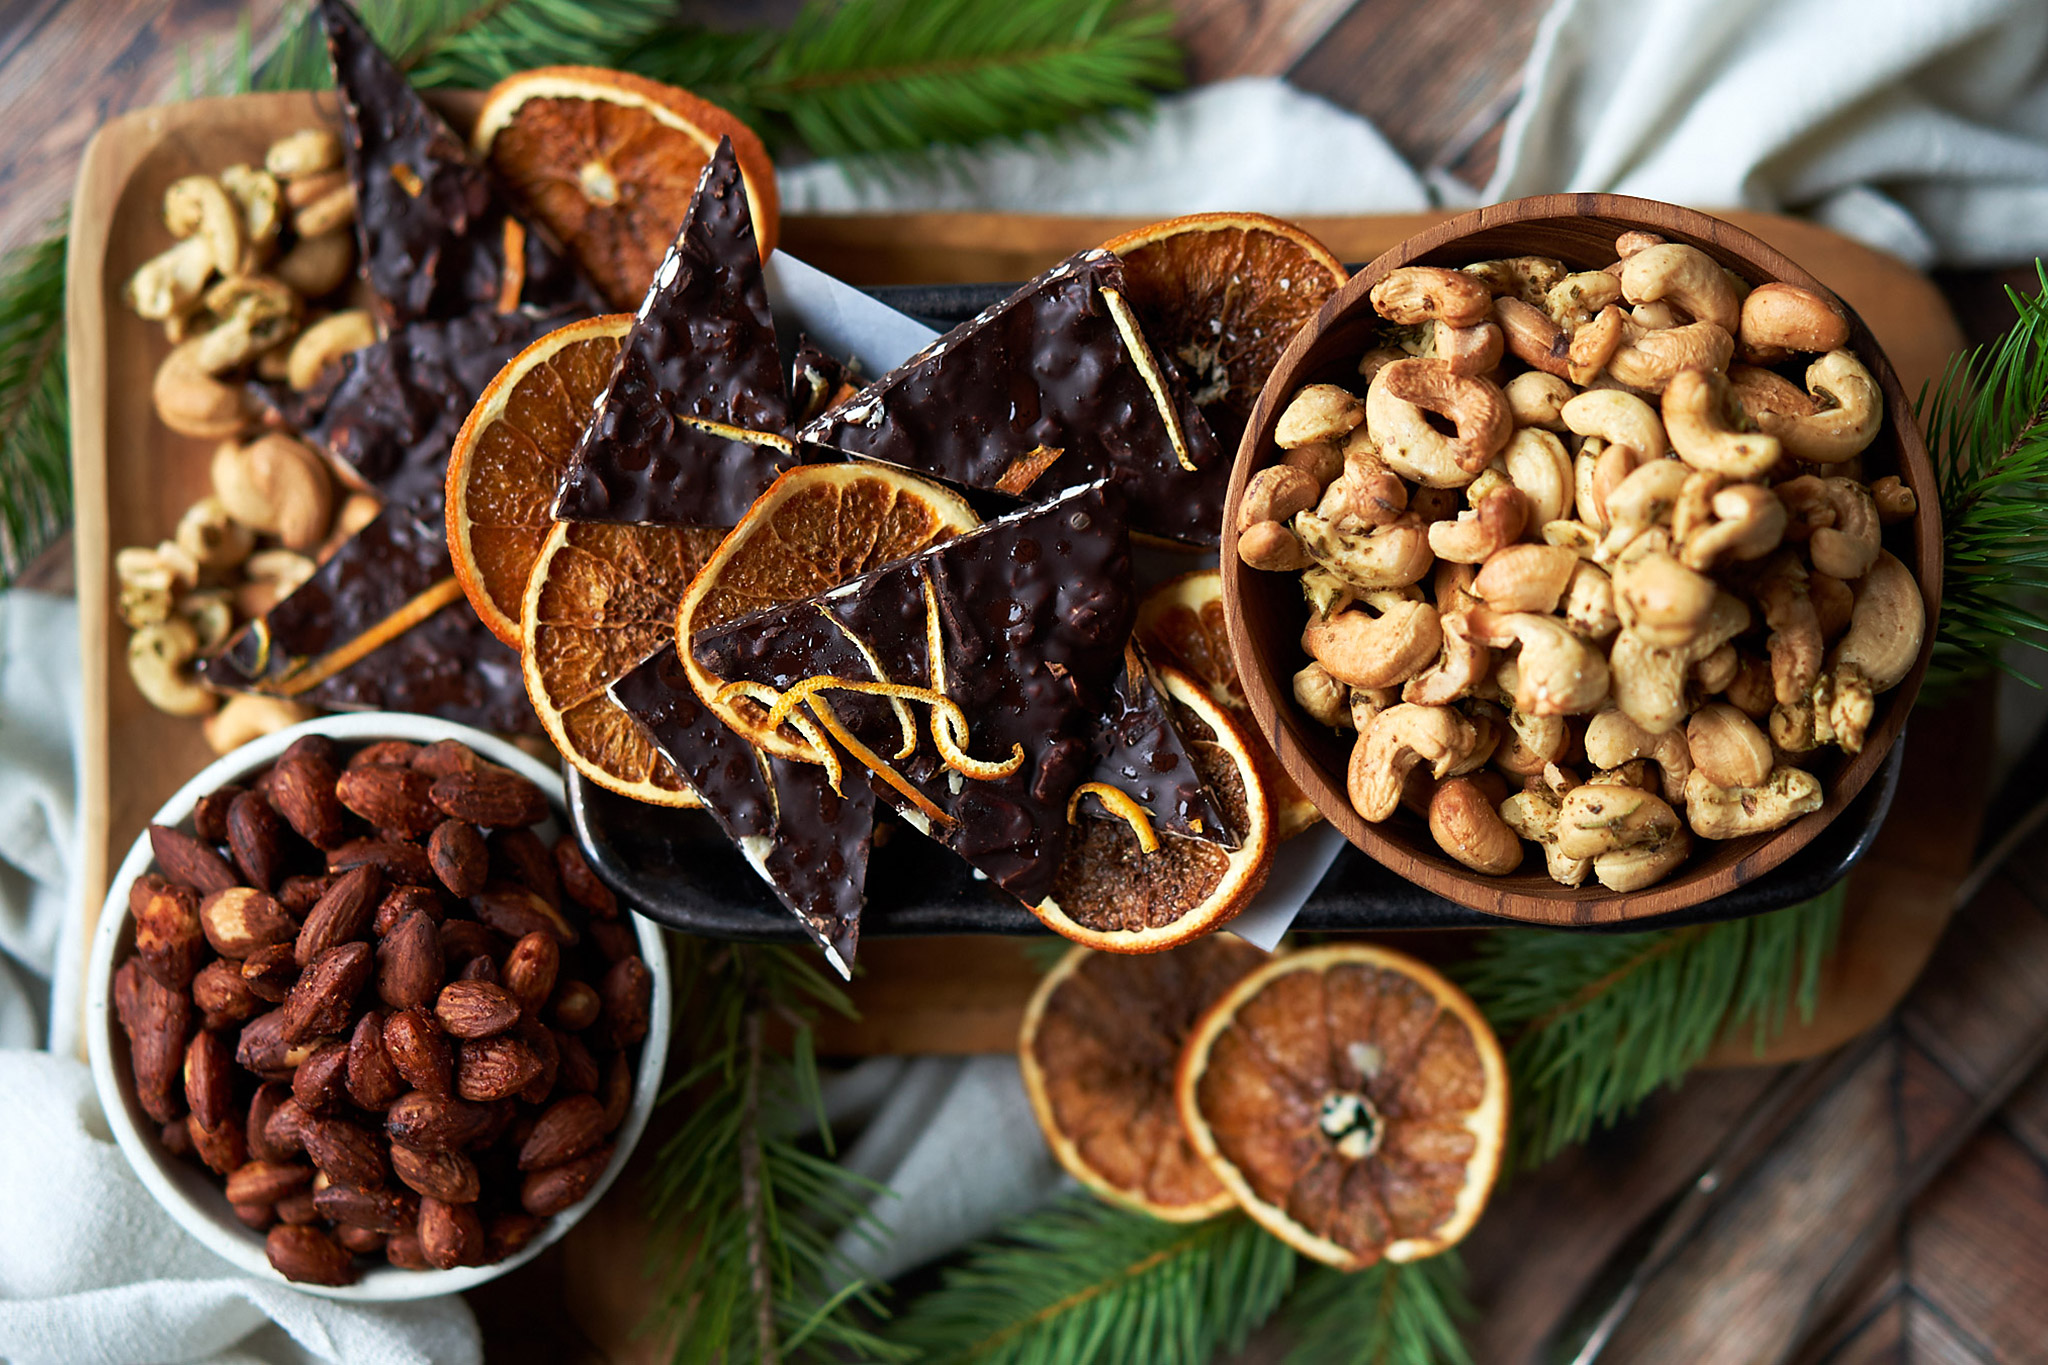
(1283, 1257), (1475, 1365)
(0, 231), (69, 585)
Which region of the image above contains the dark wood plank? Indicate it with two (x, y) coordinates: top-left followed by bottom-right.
(1903, 1291), (2001, 1365)
(1999, 1049), (2048, 1167)
(1905, 1129), (2048, 1362)
(1174, 0), (1362, 81)
(1899, 873), (2048, 1091)
(1813, 1293), (1905, 1365)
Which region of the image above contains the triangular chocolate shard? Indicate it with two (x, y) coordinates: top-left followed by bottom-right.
(553, 138), (794, 527)
(611, 645), (870, 972)
(319, 0), (599, 326)
(1087, 645), (1238, 848)
(694, 482), (1230, 908)
(798, 250), (1229, 546)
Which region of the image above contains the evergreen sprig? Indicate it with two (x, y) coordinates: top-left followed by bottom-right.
(0, 230), (70, 584)
(1919, 261), (2048, 694)
(644, 940), (908, 1365)
(1282, 1256), (1475, 1365)
(1459, 884), (1845, 1167)
(886, 1200), (1296, 1365)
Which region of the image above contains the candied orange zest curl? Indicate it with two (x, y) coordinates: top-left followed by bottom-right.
(1066, 782), (1162, 853)
(755, 675), (1026, 781)
(718, 679), (843, 792)
(802, 698), (952, 828)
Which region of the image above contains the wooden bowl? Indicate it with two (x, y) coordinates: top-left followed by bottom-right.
(1220, 195), (1943, 926)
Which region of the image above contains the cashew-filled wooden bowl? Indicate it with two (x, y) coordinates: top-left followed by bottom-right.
(1220, 195), (1941, 926)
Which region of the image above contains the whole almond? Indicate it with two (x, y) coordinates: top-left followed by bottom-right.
(600, 1050), (632, 1134)
(200, 886), (295, 959)
(588, 918), (637, 963)
(292, 1038), (351, 1113)
(149, 824), (239, 896)
(346, 1011), (405, 1110)
(276, 1189), (320, 1224)
(377, 910), (444, 1010)
(428, 820), (488, 898)
(487, 1211), (546, 1262)
(411, 739), (481, 779)
(329, 837), (435, 887)
(456, 1035), (543, 1102)
(374, 885), (446, 936)
(438, 918), (501, 965)
(241, 942), (299, 1003)
(336, 1223), (388, 1255)
(385, 1230), (432, 1270)
(184, 1029), (234, 1131)
(429, 768), (547, 828)
(271, 749), (347, 849)
(471, 886), (576, 945)
(226, 1159), (313, 1205)
(193, 785), (241, 843)
(299, 1114), (386, 1190)
(436, 980), (520, 1039)
(489, 828), (561, 908)
(282, 941), (371, 1043)
(386, 1091), (494, 1152)
(551, 980), (600, 1031)
(314, 1183), (417, 1233)
(556, 1031), (599, 1095)
(246, 1082), (296, 1162)
(159, 1116), (195, 1157)
(349, 740), (420, 770)
(267, 1224), (356, 1286)
(337, 764), (441, 837)
(195, 957), (261, 1030)
(278, 873), (335, 915)
(227, 790), (290, 891)
(132, 878), (205, 990)
(553, 837), (618, 918)
(391, 1141), (480, 1203)
(419, 1195), (486, 1269)
(503, 932), (559, 1015)
(458, 953), (500, 984)
(518, 1094), (606, 1171)
(264, 1095), (309, 1157)
(599, 955), (652, 1048)
(233, 1201), (276, 1231)
(115, 958), (191, 1124)
(295, 864), (383, 965)
(520, 1143), (613, 1216)
(517, 1017), (560, 1105)
(236, 1008), (311, 1079)
(383, 1006), (452, 1095)
(188, 1112), (248, 1174)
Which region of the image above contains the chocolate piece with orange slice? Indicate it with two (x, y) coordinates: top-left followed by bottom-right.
(551, 137), (794, 529)
(319, 0), (601, 327)
(1020, 938), (1267, 1220)
(798, 250), (1229, 547)
(1177, 943), (1508, 1270)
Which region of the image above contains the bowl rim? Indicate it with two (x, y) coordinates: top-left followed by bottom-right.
(84, 711), (672, 1301)
(1219, 193), (1943, 925)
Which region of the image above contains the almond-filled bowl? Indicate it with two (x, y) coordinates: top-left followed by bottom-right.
(1221, 195), (1941, 926)
(85, 712), (671, 1299)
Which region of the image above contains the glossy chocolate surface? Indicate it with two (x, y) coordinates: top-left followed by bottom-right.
(319, 0), (598, 327)
(1089, 647), (1236, 847)
(610, 646), (870, 963)
(799, 251), (1229, 546)
(553, 138), (792, 527)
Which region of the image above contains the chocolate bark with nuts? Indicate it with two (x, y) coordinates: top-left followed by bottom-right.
(552, 138), (793, 528)
(800, 250), (1227, 545)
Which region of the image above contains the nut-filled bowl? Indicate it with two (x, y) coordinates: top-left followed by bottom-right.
(1221, 195), (1942, 926)
(85, 712), (671, 1299)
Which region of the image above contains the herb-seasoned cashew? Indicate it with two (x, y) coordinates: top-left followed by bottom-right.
(212, 434), (334, 551)
(1684, 766), (1823, 839)
(1694, 642), (1740, 694)
(1430, 320), (1504, 376)
(1403, 612), (1491, 706)
(1494, 296), (1572, 378)
(220, 164), (283, 260)
(1630, 301), (1684, 331)
(1810, 572), (1853, 643)
(1463, 256), (1567, 304)
(164, 175), (245, 278)
(1505, 371), (1575, 432)
(1662, 368), (1781, 479)
(1567, 305), (1630, 386)
(203, 695), (315, 756)
(1585, 708), (1692, 806)
(266, 128), (343, 179)
(174, 495), (254, 570)
(1574, 438), (1643, 533)
(1316, 444), (1409, 529)
(1303, 600), (1443, 690)
(194, 276), (300, 374)
(1611, 549), (1716, 650)
(1237, 520), (1312, 571)
(1369, 359), (1511, 487)
(1608, 321), (1733, 394)
(1369, 266), (1494, 328)
(1871, 475), (1917, 524)
(1475, 543), (1577, 613)
(1675, 479), (1785, 570)
(1296, 510), (1433, 588)
(1276, 383), (1364, 447)
(1554, 783), (1681, 860)
(1724, 652), (1776, 719)
(1754, 550), (1822, 706)
(1737, 282), (1849, 364)
(1750, 350), (1883, 463)
(1427, 485), (1527, 563)
(1595, 830), (1692, 892)
(126, 236), (217, 323)
(285, 308), (376, 391)
(1282, 440), (1345, 489)
(1429, 777), (1524, 873)
(1562, 388), (1667, 461)
(1728, 364), (1819, 426)
(128, 617), (217, 717)
(153, 340), (250, 439)
(1469, 612), (1611, 715)
(1832, 550), (1923, 692)
(1608, 592), (1750, 734)
(1544, 518), (1603, 560)
(1618, 243), (1741, 334)
(1548, 271), (1625, 330)
(1350, 685), (1401, 732)
(1240, 465), (1321, 530)
(274, 231), (357, 298)
(1348, 703), (1479, 821)
(1500, 427), (1574, 526)
(1562, 560), (1619, 640)
(1686, 703), (1772, 788)
(1293, 661), (1353, 729)
(1776, 475), (1880, 580)
(1500, 788), (1592, 886)
(1614, 231), (1666, 258)
(1597, 459), (1691, 561)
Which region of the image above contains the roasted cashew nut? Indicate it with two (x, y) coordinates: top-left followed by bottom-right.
(1684, 766), (1823, 839)
(1295, 510), (1433, 589)
(1562, 389), (1667, 467)
(1554, 783), (1682, 861)
(1567, 305), (1631, 386)
(1750, 350), (1883, 463)
(1500, 788), (1592, 886)
(1348, 703), (1479, 821)
(1315, 445), (1409, 529)
(266, 128), (343, 179)
(1282, 439), (1345, 490)
(1403, 611), (1491, 706)
(1662, 368), (1781, 479)
(1368, 359), (1511, 488)
(1463, 256), (1567, 305)
(1612, 549), (1717, 650)
(1499, 427), (1574, 528)
(1428, 777), (1524, 873)
(213, 434), (334, 552)
(1548, 271), (1626, 331)
(220, 164), (283, 260)
(1686, 703), (1773, 789)
(203, 695), (315, 756)
(1475, 543), (1577, 614)
(1596, 458), (1692, 562)
(1505, 371), (1574, 433)
(1495, 296), (1572, 378)
(1594, 829), (1692, 892)
(1369, 266), (1494, 328)
(126, 236), (217, 323)
(1240, 465), (1322, 531)
(1608, 592), (1750, 734)
(1468, 611), (1611, 716)
(1831, 550), (1923, 693)
(1776, 475), (1880, 580)
(164, 175), (245, 278)
(1428, 319), (1505, 377)
(1870, 475), (1917, 525)
(1608, 321), (1734, 394)
(286, 309), (377, 391)
(1675, 479), (1785, 570)
(1303, 599), (1443, 690)
(1562, 560), (1619, 640)
(1618, 243), (1741, 334)
(1585, 708), (1693, 806)
(1276, 383), (1365, 448)
(1737, 282), (1849, 364)
(153, 340), (250, 439)
(128, 617), (217, 717)
(1293, 661), (1353, 729)
(194, 276), (300, 374)
(174, 495), (255, 571)
(1238, 520), (1312, 571)
(1427, 485), (1527, 564)
(274, 232), (358, 298)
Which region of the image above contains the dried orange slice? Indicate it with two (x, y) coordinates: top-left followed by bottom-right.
(1103, 213), (1347, 445)
(522, 520), (726, 806)
(474, 66), (780, 310)
(1135, 570), (1323, 842)
(1020, 937), (1268, 1221)
(448, 313), (633, 646)
(674, 463), (979, 762)
(1038, 665), (1272, 952)
(1178, 943), (1508, 1270)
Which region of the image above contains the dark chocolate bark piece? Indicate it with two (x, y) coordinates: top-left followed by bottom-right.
(553, 138), (793, 528)
(319, 0), (599, 326)
(697, 482), (1210, 909)
(798, 250), (1228, 546)
(611, 646), (870, 971)
(790, 337), (852, 427)
(1086, 647), (1237, 848)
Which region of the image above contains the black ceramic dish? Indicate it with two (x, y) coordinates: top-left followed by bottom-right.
(570, 278), (1904, 939)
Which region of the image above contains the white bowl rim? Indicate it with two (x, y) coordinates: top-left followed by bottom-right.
(85, 712), (673, 1301)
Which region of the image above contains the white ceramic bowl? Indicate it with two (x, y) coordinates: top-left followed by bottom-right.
(85, 712), (672, 1300)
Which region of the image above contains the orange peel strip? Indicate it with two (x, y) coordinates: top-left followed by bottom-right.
(719, 679), (844, 793)
(1065, 782), (1162, 854)
(754, 675), (1027, 781)
(803, 697), (953, 828)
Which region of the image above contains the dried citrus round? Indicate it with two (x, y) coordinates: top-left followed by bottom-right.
(674, 463), (979, 762)
(522, 520), (726, 806)
(474, 66), (779, 310)
(447, 313), (632, 646)
(1038, 665), (1273, 951)
(1135, 570), (1322, 842)
(1020, 937), (1268, 1220)
(1103, 213), (1347, 446)
(1177, 943), (1508, 1270)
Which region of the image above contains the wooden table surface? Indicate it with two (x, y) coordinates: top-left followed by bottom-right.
(17, 2), (2048, 1361)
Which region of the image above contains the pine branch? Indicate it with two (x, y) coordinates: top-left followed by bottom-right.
(888, 1199), (1296, 1365)
(1281, 1255), (1475, 1365)
(0, 230), (71, 586)
(1459, 884), (1846, 1168)
(644, 941), (909, 1365)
